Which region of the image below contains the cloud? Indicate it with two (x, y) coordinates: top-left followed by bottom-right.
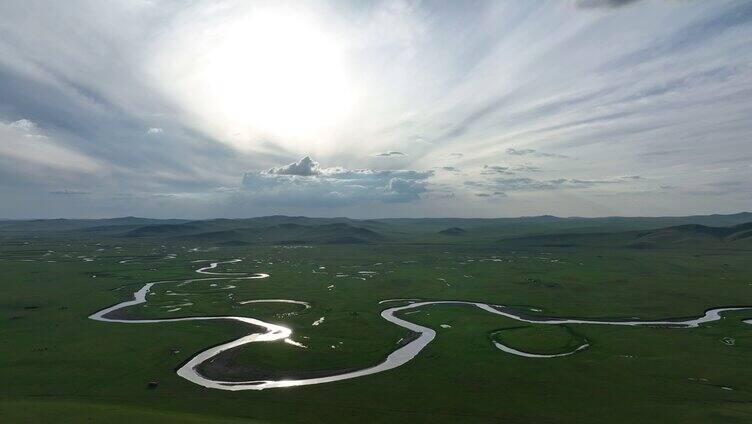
(441, 166), (460, 172)
(50, 189), (91, 195)
(242, 156), (433, 205)
(513, 164), (541, 172)
(505, 148), (567, 158)
(481, 165), (514, 175)
(375, 151), (406, 157)
(1, 1), (752, 218)
(9, 119), (39, 132)
(146, 127), (163, 135)
(637, 150), (684, 158)
(575, 0), (641, 9)
(482, 164), (542, 175)
(385, 177), (428, 202)
(0, 119), (100, 174)
(708, 180), (744, 188)
(474, 190), (507, 199)
(267, 156), (321, 176)
(465, 177), (619, 192)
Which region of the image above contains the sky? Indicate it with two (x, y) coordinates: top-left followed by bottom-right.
(1, 0), (751, 219)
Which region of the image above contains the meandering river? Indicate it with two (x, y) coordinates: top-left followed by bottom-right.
(90, 259), (752, 390)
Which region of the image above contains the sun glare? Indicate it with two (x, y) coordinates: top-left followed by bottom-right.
(161, 9), (354, 152)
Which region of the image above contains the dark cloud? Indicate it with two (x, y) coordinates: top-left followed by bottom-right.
(638, 149), (685, 158)
(50, 189), (91, 195)
(375, 151), (406, 157)
(481, 165), (514, 175)
(510, 164), (541, 173)
(684, 190), (737, 197)
(505, 148), (567, 158)
(482, 164), (543, 175)
(708, 181), (744, 188)
(575, 0), (641, 9)
(474, 191), (507, 198)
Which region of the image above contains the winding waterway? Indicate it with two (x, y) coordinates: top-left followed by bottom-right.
(89, 259), (752, 391)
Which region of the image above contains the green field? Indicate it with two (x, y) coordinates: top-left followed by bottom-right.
(2, 214), (752, 423)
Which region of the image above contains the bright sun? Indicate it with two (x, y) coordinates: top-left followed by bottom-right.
(158, 8), (354, 152)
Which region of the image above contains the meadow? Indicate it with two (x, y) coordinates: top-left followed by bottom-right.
(2, 215), (752, 422)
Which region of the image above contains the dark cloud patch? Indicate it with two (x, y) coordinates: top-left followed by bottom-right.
(505, 148), (567, 158)
(474, 191), (507, 199)
(50, 189), (91, 195)
(575, 0), (641, 9)
(441, 166), (460, 172)
(481, 165), (514, 175)
(684, 190), (736, 197)
(474, 191), (508, 197)
(375, 151), (406, 157)
(512, 165), (540, 172)
(708, 180), (744, 188)
(638, 149), (685, 158)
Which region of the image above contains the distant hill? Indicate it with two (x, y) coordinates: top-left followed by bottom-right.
(438, 227), (467, 236)
(632, 222), (752, 245)
(124, 223), (202, 237)
(0, 217), (188, 232)
(122, 221), (383, 245)
(2, 213), (752, 247)
(497, 222), (752, 249)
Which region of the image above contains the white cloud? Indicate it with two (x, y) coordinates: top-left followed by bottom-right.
(147, 127), (163, 135)
(267, 156), (321, 176)
(0, 119), (101, 174)
(9, 119), (39, 132)
(242, 156), (433, 205)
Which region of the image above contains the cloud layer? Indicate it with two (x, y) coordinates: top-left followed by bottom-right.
(0, 1), (751, 218)
(242, 157), (433, 206)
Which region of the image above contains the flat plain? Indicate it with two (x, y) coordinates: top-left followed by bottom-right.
(2, 214), (752, 423)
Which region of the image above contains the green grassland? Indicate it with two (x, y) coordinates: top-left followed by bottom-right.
(491, 325), (586, 355)
(2, 214), (752, 422)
